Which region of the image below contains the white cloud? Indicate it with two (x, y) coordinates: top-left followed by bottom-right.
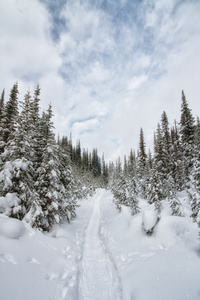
(1, 0), (200, 162)
(127, 75), (148, 91)
(71, 118), (99, 135)
(0, 0), (62, 106)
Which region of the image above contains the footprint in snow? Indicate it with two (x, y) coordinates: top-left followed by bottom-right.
(60, 269), (69, 279)
(0, 253), (17, 265)
(27, 256), (40, 264)
(62, 245), (70, 254)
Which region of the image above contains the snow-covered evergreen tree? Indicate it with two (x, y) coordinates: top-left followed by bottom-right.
(188, 150), (200, 225)
(148, 166), (162, 214)
(0, 83), (29, 219)
(137, 128), (147, 198)
(0, 82), (19, 155)
(112, 157), (127, 210)
(102, 153), (109, 188)
(0, 89), (5, 119)
(31, 105), (70, 230)
(180, 90), (195, 181)
(168, 175), (183, 217)
(170, 121), (185, 190)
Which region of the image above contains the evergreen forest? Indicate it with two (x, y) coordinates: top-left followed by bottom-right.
(0, 83), (200, 231)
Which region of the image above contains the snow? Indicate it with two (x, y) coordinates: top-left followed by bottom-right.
(142, 209), (159, 231)
(0, 216), (25, 239)
(13, 159), (28, 171)
(78, 192), (121, 299)
(0, 193), (21, 214)
(0, 189), (200, 299)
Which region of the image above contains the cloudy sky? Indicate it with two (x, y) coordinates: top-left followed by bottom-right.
(1, 0), (200, 161)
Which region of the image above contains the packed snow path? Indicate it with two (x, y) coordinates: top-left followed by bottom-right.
(78, 190), (122, 300)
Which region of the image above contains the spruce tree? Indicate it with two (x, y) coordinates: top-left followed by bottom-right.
(188, 150), (200, 225)
(194, 117), (200, 152)
(180, 90), (195, 180)
(102, 153), (109, 188)
(137, 128), (147, 198)
(180, 91), (195, 145)
(0, 87), (35, 219)
(148, 125), (165, 212)
(112, 157), (127, 210)
(126, 150), (140, 215)
(10, 91), (36, 219)
(148, 165), (162, 214)
(153, 123), (167, 198)
(170, 121), (185, 190)
(29, 85), (43, 175)
(27, 105), (76, 230)
(0, 82), (19, 155)
(0, 89), (5, 119)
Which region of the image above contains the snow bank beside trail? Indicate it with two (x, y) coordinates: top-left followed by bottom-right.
(0, 195), (94, 300)
(0, 215), (25, 239)
(155, 215), (199, 249)
(100, 191), (200, 300)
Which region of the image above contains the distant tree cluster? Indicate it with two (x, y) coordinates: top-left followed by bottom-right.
(110, 91), (200, 227)
(0, 83), (108, 231)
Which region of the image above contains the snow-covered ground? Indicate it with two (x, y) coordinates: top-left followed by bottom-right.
(1, 189), (200, 300)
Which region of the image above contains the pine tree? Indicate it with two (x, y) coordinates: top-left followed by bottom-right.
(123, 155), (128, 178)
(126, 150), (140, 215)
(138, 128), (147, 171)
(57, 137), (78, 220)
(171, 121), (185, 190)
(153, 123), (167, 199)
(194, 117), (200, 152)
(0, 88), (35, 219)
(161, 111), (171, 157)
(29, 105), (76, 230)
(148, 125), (166, 212)
(112, 157), (127, 210)
(0, 89), (5, 119)
(92, 149), (101, 177)
(180, 90), (195, 145)
(75, 140), (81, 167)
(188, 151), (200, 225)
(0, 82), (19, 155)
(82, 148), (89, 172)
(102, 153), (108, 188)
(10, 91), (36, 218)
(148, 166), (162, 214)
(137, 128), (147, 198)
(168, 175), (183, 217)
(180, 90), (195, 180)
(29, 85), (43, 175)
(161, 111), (173, 179)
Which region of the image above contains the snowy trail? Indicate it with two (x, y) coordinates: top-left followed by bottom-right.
(78, 190), (121, 300)
(1, 189), (200, 300)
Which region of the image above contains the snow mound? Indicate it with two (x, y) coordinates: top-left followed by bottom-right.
(0, 216), (25, 239)
(0, 193), (21, 214)
(142, 210), (159, 232)
(155, 215), (199, 248)
(50, 224), (68, 238)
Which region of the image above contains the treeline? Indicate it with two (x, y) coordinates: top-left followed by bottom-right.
(0, 83), (108, 231)
(1, 84), (200, 230)
(110, 91), (200, 227)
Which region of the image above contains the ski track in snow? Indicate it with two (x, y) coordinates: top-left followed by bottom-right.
(78, 191), (122, 300)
